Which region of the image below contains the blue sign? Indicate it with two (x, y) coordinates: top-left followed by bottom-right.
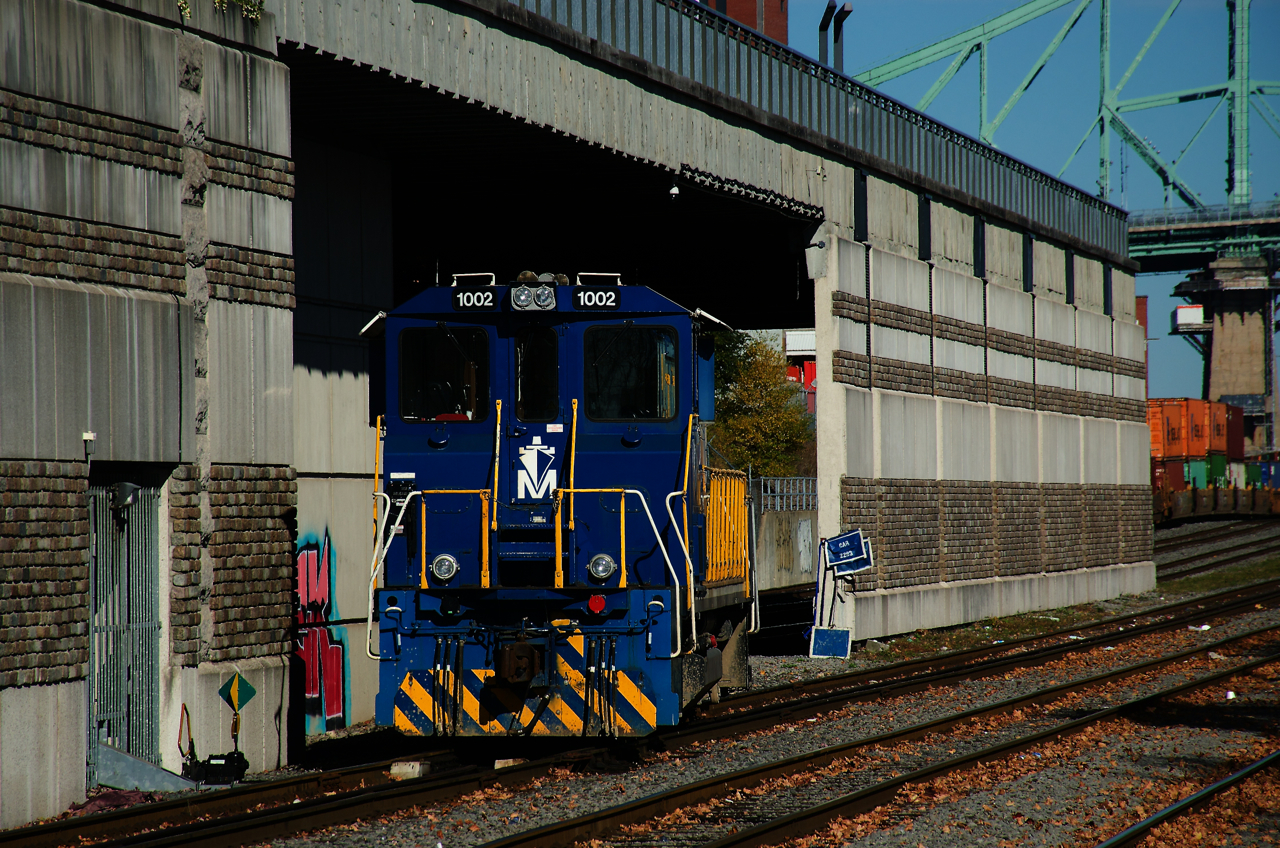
(810, 627), (852, 659)
(825, 530), (873, 576)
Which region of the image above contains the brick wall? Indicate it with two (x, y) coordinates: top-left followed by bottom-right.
(940, 482), (996, 582)
(0, 462), (90, 687)
(829, 294), (1147, 424)
(841, 477), (1152, 590)
(871, 356), (934, 395)
(207, 465), (296, 661)
(1042, 484), (1084, 573)
(168, 465), (203, 666)
(995, 482), (1041, 576)
(838, 479), (879, 592)
(876, 480), (941, 589)
(1118, 485), (1153, 562)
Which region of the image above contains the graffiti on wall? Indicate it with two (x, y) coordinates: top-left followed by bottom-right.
(296, 531), (350, 733)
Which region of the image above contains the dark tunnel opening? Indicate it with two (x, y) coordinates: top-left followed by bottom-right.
(284, 45), (818, 339)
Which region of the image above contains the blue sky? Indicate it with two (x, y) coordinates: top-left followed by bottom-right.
(787, 0), (1280, 399)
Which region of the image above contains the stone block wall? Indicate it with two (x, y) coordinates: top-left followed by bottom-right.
(875, 480), (940, 589)
(207, 465), (296, 661)
(940, 482), (996, 582)
(840, 477), (1151, 590)
(0, 462), (89, 688)
(168, 465), (203, 665)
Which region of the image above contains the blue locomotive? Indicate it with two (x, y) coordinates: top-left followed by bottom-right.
(364, 272), (756, 737)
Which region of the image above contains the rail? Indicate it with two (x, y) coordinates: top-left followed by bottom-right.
(704, 467), (751, 593)
(497, 0), (1128, 256)
(1129, 200), (1280, 229)
(757, 476), (817, 511)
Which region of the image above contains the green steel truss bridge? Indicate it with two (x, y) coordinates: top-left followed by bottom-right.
(853, 0), (1280, 273)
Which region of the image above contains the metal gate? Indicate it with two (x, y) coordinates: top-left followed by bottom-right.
(87, 484), (161, 785)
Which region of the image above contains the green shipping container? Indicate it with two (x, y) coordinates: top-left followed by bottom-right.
(1187, 459), (1210, 489)
(1247, 463), (1263, 486)
(1209, 455), (1228, 486)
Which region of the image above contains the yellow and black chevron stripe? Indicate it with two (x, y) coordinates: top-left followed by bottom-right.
(391, 634), (657, 737)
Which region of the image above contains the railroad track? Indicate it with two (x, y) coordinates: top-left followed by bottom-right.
(1152, 519), (1274, 556)
(676, 577), (1280, 735)
(1157, 531), (1280, 579)
(1094, 748), (1280, 848)
(480, 626), (1280, 848)
(0, 748), (461, 848)
(11, 579), (1279, 848)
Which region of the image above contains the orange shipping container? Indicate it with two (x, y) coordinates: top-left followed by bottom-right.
(1209, 401), (1229, 455)
(1148, 399), (1189, 460)
(1185, 399), (1210, 458)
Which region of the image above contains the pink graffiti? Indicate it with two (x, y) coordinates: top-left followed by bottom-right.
(296, 533), (347, 731)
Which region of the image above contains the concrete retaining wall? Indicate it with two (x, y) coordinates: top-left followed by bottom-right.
(843, 561), (1155, 641)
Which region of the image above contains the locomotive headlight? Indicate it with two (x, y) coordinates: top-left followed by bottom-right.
(431, 553), (460, 582)
(588, 553), (617, 581)
(532, 285), (556, 309)
(512, 285), (534, 309)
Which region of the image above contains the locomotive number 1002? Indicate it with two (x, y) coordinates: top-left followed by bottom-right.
(573, 288), (620, 310)
(452, 289), (497, 310)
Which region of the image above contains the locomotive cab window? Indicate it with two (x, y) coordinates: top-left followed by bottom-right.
(400, 327), (489, 422)
(584, 326), (677, 421)
(516, 326), (559, 421)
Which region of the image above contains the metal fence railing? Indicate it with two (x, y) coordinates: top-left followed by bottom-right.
(1129, 201), (1280, 229)
(705, 467), (752, 586)
(503, 0), (1129, 257)
(758, 477), (818, 512)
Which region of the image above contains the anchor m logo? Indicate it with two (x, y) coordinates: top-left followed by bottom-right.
(516, 437), (557, 500)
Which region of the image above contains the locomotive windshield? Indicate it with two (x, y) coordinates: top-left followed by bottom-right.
(584, 326), (677, 420)
(516, 326), (559, 421)
(399, 326), (489, 422)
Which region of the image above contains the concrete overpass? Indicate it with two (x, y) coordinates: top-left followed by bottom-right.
(1, 0), (1148, 824)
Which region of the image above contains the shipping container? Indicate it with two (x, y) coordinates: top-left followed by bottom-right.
(1146, 402), (1162, 458)
(1148, 399), (1189, 460)
(1261, 462), (1272, 488)
(1187, 458), (1210, 489)
(1163, 460), (1186, 491)
(1185, 399), (1210, 458)
(1227, 404), (1245, 460)
(1247, 462), (1263, 487)
(1209, 402), (1229, 455)
(1229, 461), (1246, 489)
(1209, 455), (1228, 487)
(1151, 458), (1166, 491)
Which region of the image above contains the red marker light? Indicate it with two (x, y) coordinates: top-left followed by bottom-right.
(588, 594), (606, 614)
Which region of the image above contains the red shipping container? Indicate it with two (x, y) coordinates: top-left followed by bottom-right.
(1227, 404), (1245, 460)
(1209, 402), (1229, 455)
(1151, 458), (1165, 491)
(1163, 459), (1186, 491)
(1185, 399), (1210, 458)
(1148, 399), (1188, 460)
(1146, 401), (1162, 458)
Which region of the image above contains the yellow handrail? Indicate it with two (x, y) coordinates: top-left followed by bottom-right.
(553, 487), (637, 589)
(491, 400), (502, 531)
(553, 490), (564, 588)
(417, 489), (492, 589)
